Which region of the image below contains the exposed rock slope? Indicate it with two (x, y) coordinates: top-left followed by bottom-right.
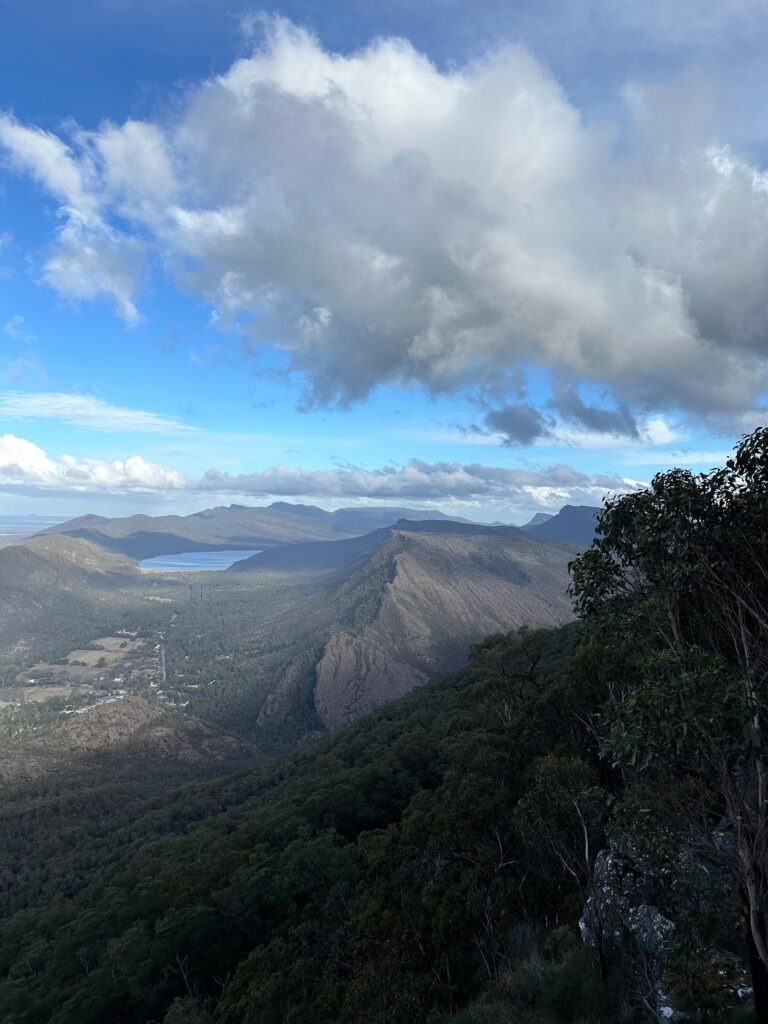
(254, 522), (575, 732)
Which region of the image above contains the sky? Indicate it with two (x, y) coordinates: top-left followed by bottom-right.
(0, 0), (766, 523)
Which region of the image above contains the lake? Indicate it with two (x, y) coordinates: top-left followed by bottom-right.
(138, 550), (261, 572)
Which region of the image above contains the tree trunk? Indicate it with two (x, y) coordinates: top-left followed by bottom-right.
(746, 916), (768, 1023)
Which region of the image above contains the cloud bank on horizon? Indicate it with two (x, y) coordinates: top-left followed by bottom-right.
(0, 432), (639, 512)
(0, 4), (766, 514)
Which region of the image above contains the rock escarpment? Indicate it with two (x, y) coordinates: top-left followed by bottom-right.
(310, 526), (574, 729)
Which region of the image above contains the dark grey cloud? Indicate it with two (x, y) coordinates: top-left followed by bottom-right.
(483, 403), (551, 445)
(550, 382), (639, 438)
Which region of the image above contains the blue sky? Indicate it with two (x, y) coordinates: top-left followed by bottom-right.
(0, 0), (766, 522)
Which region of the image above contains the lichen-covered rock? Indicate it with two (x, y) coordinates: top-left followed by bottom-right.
(628, 904), (675, 961)
(580, 847), (676, 1021)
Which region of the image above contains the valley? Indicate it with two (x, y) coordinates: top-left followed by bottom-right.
(0, 502), (588, 768)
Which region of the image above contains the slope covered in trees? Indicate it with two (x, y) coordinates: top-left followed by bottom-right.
(0, 535), (176, 663)
(1, 623), (606, 1024)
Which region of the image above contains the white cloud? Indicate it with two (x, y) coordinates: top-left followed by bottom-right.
(93, 119), (177, 216)
(0, 392), (201, 433)
(0, 434), (186, 495)
(0, 115), (143, 322)
(2, 19), (768, 418)
(42, 218), (143, 323)
(0, 116), (98, 220)
(542, 416), (685, 451)
(643, 418), (682, 446)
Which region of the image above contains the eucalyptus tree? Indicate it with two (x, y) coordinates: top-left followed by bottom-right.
(570, 427), (768, 1018)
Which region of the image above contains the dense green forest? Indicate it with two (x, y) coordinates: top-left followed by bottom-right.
(2, 429), (768, 1022)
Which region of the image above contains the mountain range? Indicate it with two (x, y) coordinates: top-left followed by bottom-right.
(0, 499), (599, 775)
(34, 501), (599, 558)
(0, 447), (761, 1023)
(37, 502), (473, 558)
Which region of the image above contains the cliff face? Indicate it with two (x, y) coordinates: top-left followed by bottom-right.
(310, 527), (574, 730)
(313, 632), (427, 729)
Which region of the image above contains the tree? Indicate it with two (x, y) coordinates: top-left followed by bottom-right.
(570, 426), (768, 1020)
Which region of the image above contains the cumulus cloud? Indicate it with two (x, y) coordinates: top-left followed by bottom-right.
(2, 18), (768, 420)
(0, 434), (186, 496)
(43, 219), (144, 323)
(0, 115), (143, 322)
(0, 392), (201, 433)
(0, 432), (635, 510)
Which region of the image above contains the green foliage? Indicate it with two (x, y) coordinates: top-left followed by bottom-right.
(440, 934), (638, 1024)
(0, 625), (622, 1024)
(571, 425), (768, 1018)
(665, 951), (750, 1022)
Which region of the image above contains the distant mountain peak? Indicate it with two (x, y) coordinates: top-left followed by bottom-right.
(266, 501), (330, 517)
(522, 512), (554, 528)
(524, 504), (600, 547)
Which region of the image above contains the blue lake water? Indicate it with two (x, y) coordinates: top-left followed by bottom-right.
(138, 550), (261, 572)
